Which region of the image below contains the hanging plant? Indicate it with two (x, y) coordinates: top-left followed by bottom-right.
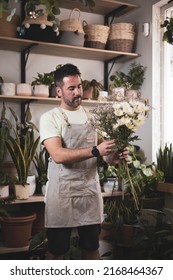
(160, 16), (173, 44)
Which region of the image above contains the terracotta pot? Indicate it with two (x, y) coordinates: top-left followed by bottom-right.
(1, 212), (36, 248)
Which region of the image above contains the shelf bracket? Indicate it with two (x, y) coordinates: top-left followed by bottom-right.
(104, 5), (128, 25)
(21, 43), (38, 83)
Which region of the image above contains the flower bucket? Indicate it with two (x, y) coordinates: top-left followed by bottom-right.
(1, 212), (36, 248)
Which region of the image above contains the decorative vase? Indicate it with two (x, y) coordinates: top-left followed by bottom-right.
(1, 211), (36, 248)
(15, 183), (30, 200)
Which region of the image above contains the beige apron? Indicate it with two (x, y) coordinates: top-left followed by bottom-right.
(45, 108), (104, 227)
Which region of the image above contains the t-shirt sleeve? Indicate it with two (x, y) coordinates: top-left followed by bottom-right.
(39, 110), (62, 144)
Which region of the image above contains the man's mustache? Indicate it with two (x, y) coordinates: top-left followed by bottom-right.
(73, 95), (82, 101)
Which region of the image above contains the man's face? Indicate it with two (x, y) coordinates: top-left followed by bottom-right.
(57, 75), (83, 110)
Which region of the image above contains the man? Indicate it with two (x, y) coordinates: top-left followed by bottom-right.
(40, 63), (127, 260)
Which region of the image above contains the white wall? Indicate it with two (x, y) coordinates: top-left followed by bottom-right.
(0, 1), (160, 164)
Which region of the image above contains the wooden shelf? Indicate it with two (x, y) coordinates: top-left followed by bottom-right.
(60, 0), (139, 16)
(0, 36), (139, 62)
(157, 182), (173, 194)
(0, 95), (112, 106)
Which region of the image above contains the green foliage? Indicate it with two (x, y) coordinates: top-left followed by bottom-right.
(24, 0), (95, 31)
(104, 198), (139, 227)
(126, 62), (147, 90)
(134, 210), (173, 259)
(156, 143), (173, 183)
(32, 71), (55, 87)
(109, 71), (127, 90)
(33, 146), (49, 186)
(110, 62), (147, 90)
(82, 79), (105, 100)
(160, 17), (173, 45)
(5, 104), (40, 185)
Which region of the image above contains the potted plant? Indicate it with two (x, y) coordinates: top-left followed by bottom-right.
(5, 104), (40, 199)
(109, 62), (147, 99)
(126, 62), (147, 91)
(82, 79), (105, 100)
(32, 64), (62, 97)
(109, 71), (127, 100)
(33, 146), (49, 195)
(23, 0), (95, 30)
(160, 16), (173, 45)
(156, 143), (173, 183)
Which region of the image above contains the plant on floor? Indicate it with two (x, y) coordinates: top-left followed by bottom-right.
(5, 104), (40, 186)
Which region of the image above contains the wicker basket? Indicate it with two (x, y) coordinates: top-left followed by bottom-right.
(107, 23), (135, 52)
(83, 23), (110, 49)
(0, 12), (20, 38)
(110, 23), (134, 32)
(59, 8), (84, 34)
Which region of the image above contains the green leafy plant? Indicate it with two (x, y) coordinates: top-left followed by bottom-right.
(82, 79), (105, 100)
(109, 62), (147, 91)
(5, 104), (40, 185)
(32, 71), (55, 87)
(156, 143), (173, 183)
(24, 0), (95, 31)
(160, 17), (173, 45)
(33, 146), (49, 186)
(109, 71), (127, 91)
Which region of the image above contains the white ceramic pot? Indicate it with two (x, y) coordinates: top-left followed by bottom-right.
(15, 183), (30, 200)
(1, 83), (16, 96)
(27, 175), (36, 196)
(0, 185), (9, 198)
(16, 83), (32, 96)
(32, 84), (49, 97)
(103, 179), (116, 193)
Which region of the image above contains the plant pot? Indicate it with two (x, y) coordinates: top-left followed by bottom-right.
(15, 184), (30, 200)
(0, 185), (9, 198)
(27, 175), (36, 196)
(1, 83), (16, 96)
(1, 211), (36, 248)
(32, 85), (49, 97)
(16, 83), (32, 96)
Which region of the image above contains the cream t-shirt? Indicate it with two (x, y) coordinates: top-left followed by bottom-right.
(40, 106), (88, 144)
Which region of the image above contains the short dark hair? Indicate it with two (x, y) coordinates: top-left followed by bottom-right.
(54, 63), (81, 87)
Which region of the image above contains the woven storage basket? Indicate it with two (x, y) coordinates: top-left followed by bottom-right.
(59, 8), (84, 34)
(0, 12), (20, 38)
(110, 23), (134, 32)
(83, 23), (110, 49)
(107, 23), (135, 52)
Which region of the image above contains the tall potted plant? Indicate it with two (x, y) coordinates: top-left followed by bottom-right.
(5, 104), (40, 199)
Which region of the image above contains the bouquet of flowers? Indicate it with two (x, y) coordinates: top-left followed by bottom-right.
(90, 98), (150, 209)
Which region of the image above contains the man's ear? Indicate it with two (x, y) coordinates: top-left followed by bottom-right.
(56, 86), (61, 97)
